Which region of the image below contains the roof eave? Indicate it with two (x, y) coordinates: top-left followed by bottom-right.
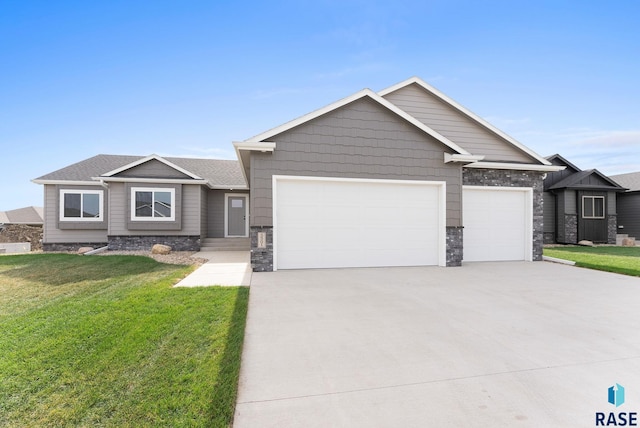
(465, 162), (566, 172)
(31, 179), (99, 186)
(94, 177), (210, 185)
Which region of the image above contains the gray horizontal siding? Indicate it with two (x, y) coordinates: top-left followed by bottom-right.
(251, 97), (463, 227)
(383, 84), (535, 163)
(43, 185), (108, 243)
(115, 159), (192, 179)
(109, 183), (202, 236)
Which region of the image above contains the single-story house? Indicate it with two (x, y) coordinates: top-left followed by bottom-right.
(542, 154), (626, 244)
(609, 171), (640, 242)
(34, 77), (564, 271)
(0, 206), (44, 226)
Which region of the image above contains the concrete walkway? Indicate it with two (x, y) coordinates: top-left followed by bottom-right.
(174, 251), (251, 287)
(234, 262), (640, 427)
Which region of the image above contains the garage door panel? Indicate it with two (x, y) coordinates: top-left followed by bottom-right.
(463, 187), (531, 262)
(275, 178), (443, 269)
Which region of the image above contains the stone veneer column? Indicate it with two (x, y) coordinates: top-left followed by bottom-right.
(563, 214), (578, 244)
(607, 215), (617, 244)
(250, 226), (273, 272)
(446, 226), (463, 266)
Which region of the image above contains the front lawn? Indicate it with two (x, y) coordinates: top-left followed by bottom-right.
(0, 254), (249, 427)
(544, 246), (640, 277)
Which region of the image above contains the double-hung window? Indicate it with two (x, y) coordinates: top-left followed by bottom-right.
(60, 190), (103, 221)
(582, 196), (605, 219)
(131, 187), (175, 221)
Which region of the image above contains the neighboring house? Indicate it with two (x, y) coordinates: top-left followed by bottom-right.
(609, 171), (640, 241)
(33, 155), (248, 251)
(0, 206), (44, 226)
(542, 154), (626, 244)
(34, 77), (564, 271)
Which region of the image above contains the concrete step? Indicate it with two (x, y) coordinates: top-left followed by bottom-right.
(616, 233), (634, 246)
(201, 237), (250, 251)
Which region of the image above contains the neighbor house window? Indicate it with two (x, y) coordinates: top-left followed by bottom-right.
(131, 187), (175, 221)
(582, 196), (605, 219)
(60, 190), (103, 221)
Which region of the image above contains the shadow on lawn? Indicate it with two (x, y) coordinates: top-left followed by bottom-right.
(208, 286), (250, 427)
(0, 253), (178, 286)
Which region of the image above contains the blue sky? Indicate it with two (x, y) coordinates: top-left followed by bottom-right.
(1, 0), (639, 211)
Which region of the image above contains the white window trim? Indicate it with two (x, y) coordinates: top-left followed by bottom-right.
(224, 193), (249, 237)
(582, 195), (605, 219)
(59, 189), (104, 222)
(130, 187), (176, 221)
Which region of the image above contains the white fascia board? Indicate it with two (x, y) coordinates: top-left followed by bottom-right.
(444, 153), (485, 163)
(233, 141), (276, 152)
(464, 162), (566, 172)
(379, 77), (553, 166)
(244, 89), (469, 155)
(101, 154), (203, 180)
(94, 177), (210, 185)
(31, 179), (98, 186)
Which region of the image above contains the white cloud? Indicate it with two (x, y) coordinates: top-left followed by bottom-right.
(520, 128), (640, 175)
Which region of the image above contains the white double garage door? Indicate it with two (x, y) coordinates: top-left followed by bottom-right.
(273, 176), (533, 270)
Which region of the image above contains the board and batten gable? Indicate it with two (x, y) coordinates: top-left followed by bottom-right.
(382, 83), (535, 163)
(249, 97), (463, 227)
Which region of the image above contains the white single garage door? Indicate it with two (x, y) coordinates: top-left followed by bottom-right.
(463, 186), (532, 262)
(274, 176), (445, 270)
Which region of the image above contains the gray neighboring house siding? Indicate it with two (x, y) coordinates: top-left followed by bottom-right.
(543, 155), (625, 244)
(611, 171), (640, 240)
(617, 192), (640, 239)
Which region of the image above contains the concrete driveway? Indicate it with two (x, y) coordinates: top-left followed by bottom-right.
(233, 262), (640, 427)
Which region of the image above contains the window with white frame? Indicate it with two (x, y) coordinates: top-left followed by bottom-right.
(582, 195), (605, 219)
(60, 190), (103, 221)
(131, 187), (175, 221)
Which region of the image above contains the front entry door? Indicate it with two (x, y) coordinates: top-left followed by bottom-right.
(226, 195), (248, 237)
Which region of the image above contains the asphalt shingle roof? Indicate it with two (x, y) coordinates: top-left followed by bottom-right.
(0, 206), (43, 224)
(34, 154), (246, 188)
(610, 171), (640, 192)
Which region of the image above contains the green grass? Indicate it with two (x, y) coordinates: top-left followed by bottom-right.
(544, 246), (640, 277)
(0, 254), (249, 427)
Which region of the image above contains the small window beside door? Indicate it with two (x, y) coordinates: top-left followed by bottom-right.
(582, 196), (605, 219)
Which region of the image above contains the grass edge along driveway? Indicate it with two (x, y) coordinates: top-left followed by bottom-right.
(0, 253), (249, 428)
(544, 246), (640, 277)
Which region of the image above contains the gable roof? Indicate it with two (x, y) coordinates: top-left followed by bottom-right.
(548, 169), (627, 191)
(244, 88), (471, 156)
(101, 154), (203, 180)
(610, 171), (640, 192)
(545, 154), (582, 173)
(33, 154), (246, 189)
(0, 206), (44, 225)
(379, 77), (554, 167)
